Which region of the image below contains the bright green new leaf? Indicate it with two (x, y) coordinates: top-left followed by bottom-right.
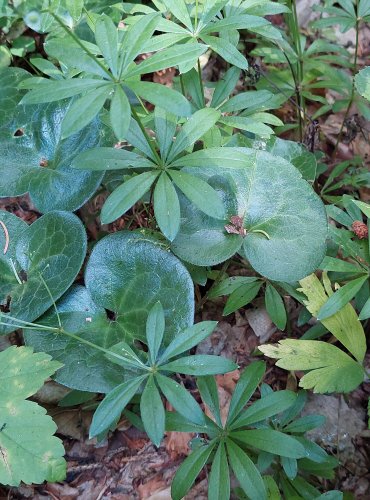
(260, 340), (365, 393)
(298, 274), (366, 362)
(0, 346), (65, 486)
(352, 199), (370, 218)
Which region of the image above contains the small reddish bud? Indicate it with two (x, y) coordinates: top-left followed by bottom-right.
(352, 220), (368, 239)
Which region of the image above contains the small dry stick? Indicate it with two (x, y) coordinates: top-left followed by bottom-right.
(0, 220), (9, 254)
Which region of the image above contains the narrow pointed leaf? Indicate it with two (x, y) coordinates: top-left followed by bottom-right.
(223, 281), (262, 315)
(169, 170), (225, 219)
(146, 302), (165, 363)
(141, 376), (165, 446)
(172, 444), (215, 500)
(231, 390), (297, 429)
(197, 376), (222, 426)
(226, 439), (267, 500)
(154, 173), (180, 241)
(163, 0), (193, 31)
(208, 443), (230, 500)
(202, 34), (248, 69)
(231, 429), (306, 458)
(95, 14), (118, 77)
(154, 107), (177, 161)
(61, 86), (111, 139)
(227, 361), (266, 424)
(101, 170), (159, 224)
(21, 79), (108, 104)
(168, 109), (221, 161)
(160, 321), (218, 361)
(90, 376), (147, 437)
(71, 147), (154, 171)
(161, 354), (237, 375)
(110, 86), (131, 140)
(265, 284), (287, 330)
(156, 373), (205, 425)
(317, 275), (368, 320)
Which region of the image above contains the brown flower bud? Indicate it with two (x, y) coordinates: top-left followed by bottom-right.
(352, 220), (368, 239)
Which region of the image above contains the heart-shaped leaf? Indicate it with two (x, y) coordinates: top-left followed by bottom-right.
(85, 231), (194, 344)
(0, 211), (86, 334)
(0, 100), (112, 213)
(171, 149), (327, 282)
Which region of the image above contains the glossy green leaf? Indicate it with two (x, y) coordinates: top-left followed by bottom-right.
(283, 414), (326, 433)
(154, 107), (177, 161)
(226, 439), (267, 500)
(110, 86), (131, 140)
(169, 170), (225, 219)
(265, 284), (287, 330)
(172, 444), (214, 500)
(146, 302), (165, 363)
(260, 340), (365, 393)
(231, 390), (297, 428)
(171, 151), (327, 281)
(227, 361), (266, 424)
(0, 346), (65, 486)
(223, 280), (262, 315)
(352, 199), (370, 217)
(141, 376), (165, 446)
(161, 354), (237, 375)
(0, 211), (86, 335)
(209, 276), (260, 298)
(208, 443), (230, 500)
(89, 375), (147, 437)
(168, 108), (221, 161)
(85, 231), (194, 344)
(0, 67), (29, 128)
(0, 101), (110, 212)
(160, 321), (217, 361)
(101, 170), (159, 224)
(211, 66), (240, 108)
(156, 373), (205, 425)
(162, 0), (193, 31)
(281, 456), (298, 480)
(231, 429), (306, 458)
(154, 173), (181, 241)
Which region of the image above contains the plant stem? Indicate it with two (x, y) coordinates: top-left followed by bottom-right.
(131, 106), (162, 165)
(333, 0), (360, 157)
(197, 59), (206, 107)
(49, 12), (114, 81)
(290, 0), (305, 141)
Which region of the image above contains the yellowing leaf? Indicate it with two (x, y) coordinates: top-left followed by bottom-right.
(298, 273), (366, 362)
(259, 340), (364, 393)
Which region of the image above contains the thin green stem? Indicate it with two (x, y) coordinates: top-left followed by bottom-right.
(197, 59), (205, 108)
(333, 1), (360, 157)
(37, 270), (62, 329)
(131, 106), (162, 165)
(49, 12), (114, 81)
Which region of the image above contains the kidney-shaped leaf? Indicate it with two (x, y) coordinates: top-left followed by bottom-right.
(85, 231), (194, 344)
(0, 346), (66, 486)
(0, 100), (111, 212)
(0, 211), (86, 335)
(171, 149), (327, 282)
